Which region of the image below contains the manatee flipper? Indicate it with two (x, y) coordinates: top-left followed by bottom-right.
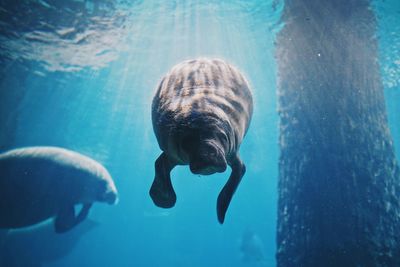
(54, 203), (92, 233)
(76, 203), (92, 222)
(150, 152), (177, 208)
(217, 154), (246, 224)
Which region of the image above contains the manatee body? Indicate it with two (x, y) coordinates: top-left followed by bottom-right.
(150, 58), (253, 223)
(0, 146), (118, 233)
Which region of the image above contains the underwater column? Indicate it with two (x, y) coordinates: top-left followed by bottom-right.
(275, 0), (400, 266)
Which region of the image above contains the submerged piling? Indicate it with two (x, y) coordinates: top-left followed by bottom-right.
(275, 0), (400, 266)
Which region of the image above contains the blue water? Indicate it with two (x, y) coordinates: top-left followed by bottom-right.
(0, 1), (399, 266)
(374, 0), (400, 159)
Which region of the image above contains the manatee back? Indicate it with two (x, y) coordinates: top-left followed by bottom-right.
(0, 147), (111, 191)
(152, 58), (253, 152)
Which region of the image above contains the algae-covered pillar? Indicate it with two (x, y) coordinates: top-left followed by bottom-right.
(275, 0), (400, 266)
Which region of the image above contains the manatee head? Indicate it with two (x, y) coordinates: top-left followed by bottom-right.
(182, 129), (228, 175)
(74, 161), (119, 205)
(94, 171), (118, 205)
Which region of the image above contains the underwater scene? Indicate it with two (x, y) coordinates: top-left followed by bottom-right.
(0, 0), (399, 267)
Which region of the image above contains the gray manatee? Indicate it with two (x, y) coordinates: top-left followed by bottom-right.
(0, 146), (118, 233)
(0, 219), (97, 267)
(240, 229), (267, 264)
(151, 58), (253, 223)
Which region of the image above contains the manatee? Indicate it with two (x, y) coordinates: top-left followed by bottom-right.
(239, 229), (268, 264)
(150, 58), (253, 223)
(0, 146), (118, 233)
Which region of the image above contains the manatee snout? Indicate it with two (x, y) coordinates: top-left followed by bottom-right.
(190, 142), (227, 175)
(101, 189), (118, 205)
(97, 180), (118, 205)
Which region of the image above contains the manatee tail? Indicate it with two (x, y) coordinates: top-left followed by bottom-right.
(217, 156), (246, 224)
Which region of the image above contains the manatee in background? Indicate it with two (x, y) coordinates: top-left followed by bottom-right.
(239, 229), (269, 266)
(150, 58), (253, 223)
(0, 219), (97, 267)
(0, 146), (118, 233)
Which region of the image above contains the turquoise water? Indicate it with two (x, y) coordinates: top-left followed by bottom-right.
(375, 0), (400, 159)
(0, 1), (399, 266)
